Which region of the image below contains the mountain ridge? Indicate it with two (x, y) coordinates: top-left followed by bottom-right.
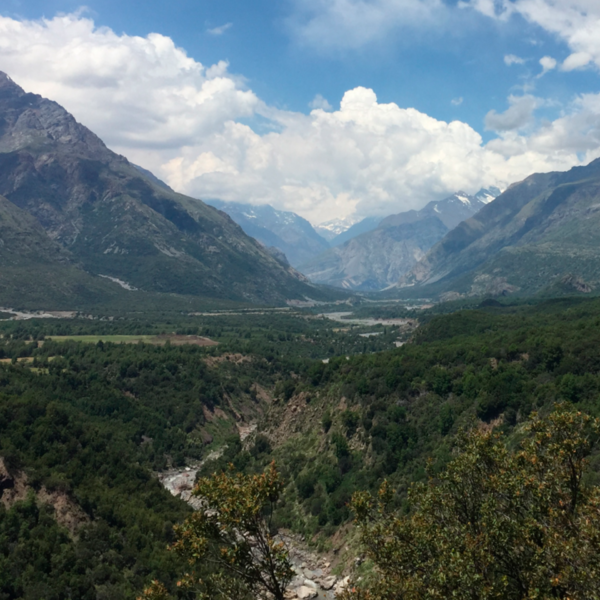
(203, 199), (329, 267)
(300, 189), (499, 291)
(0, 72), (335, 307)
(397, 160), (600, 298)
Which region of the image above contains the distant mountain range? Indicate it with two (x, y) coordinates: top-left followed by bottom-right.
(396, 160), (600, 298)
(5, 68), (599, 308)
(314, 217), (361, 242)
(329, 217), (382, 247)
(203, 200), (329, 267)
(0, 72), (334, 309)
(300, 189), (500, 290)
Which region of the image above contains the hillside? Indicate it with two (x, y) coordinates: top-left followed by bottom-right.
(398, 159), (600, 298)
(301, 189), (498, 290)
(0, 195), (130, 308)
(204, 200), (329, 267)
(0, 72), (330, 307)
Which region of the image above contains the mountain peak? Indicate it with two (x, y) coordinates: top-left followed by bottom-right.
(0, 71), (25, 95)
(0, 70), (112, 160)
(204, 199), (329, 267)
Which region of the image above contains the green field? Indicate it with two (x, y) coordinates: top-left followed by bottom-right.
(47, 334), (157, 344)
(45, 333), (218, 346)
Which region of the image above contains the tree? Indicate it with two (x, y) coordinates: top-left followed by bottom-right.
(342, 405), (600, 600)
(139, 462), (293, 600)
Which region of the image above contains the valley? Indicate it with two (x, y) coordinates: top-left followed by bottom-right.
(1, 31), (600, 600)
(4, 294), (600, 598)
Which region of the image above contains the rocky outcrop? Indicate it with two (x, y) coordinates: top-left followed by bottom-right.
(0, 457), (89, 536)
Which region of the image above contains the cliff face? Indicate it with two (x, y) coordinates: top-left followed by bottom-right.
(0, 72), (326, 305)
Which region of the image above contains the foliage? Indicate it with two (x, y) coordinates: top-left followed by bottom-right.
(141, 463), (293, 600)
(343, 405), (600, 600)
(5, 296), (600, 595)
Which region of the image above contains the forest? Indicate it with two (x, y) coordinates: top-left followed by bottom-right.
(2, 296), (600, 598)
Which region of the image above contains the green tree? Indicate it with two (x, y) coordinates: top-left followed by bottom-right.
(140, 462), (293, 600)
(343, 405), (600, 600)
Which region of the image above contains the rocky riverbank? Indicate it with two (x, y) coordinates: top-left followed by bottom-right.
(158, 465), (349, 599)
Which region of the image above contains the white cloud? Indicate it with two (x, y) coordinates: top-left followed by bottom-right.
(451, 97), (464, 106)
(0, 12), (597, 225)
(485, 95), (539, 132)
(309, 93), (332, 110)
(538, 55), (557, 76)
(486, 93), (600, 163)
(0, 14), (258, 151)
(562, 51), (592, 71)
(207, 23), (233, 36)
(286, 0), (444, 51)
(466, 0), (600, 71)
(504, 54), (525, 66)
(165, 87), (594, 223)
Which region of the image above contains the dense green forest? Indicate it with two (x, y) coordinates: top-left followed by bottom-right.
(2, 297), (600, 597)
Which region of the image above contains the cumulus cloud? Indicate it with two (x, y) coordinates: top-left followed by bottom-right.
(465, 0), (600, 71)
(451, 97), (464, 106)
(562, 51), (592, 71)
(165, 87), (595, 223)
(0, 12), (597, 225)
(286, 0), (444, 51)
(486, 93), (600, 163)
(0, 14), (258, 151)
(207, 23), (233, 36)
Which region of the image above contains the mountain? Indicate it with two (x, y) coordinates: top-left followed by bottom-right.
(0, 194), (130, 308)
(329, 216), (382, 247)
(300, 189), (499, 291)
(397, 160), (600, 298)
(0, 72), (331, 308)
(203, 200), (329, 267)
(315, 217), (362, 241)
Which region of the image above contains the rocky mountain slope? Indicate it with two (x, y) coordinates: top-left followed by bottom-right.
(204, 200), (329, 267)
(0, 72), (329, 307)
(397, 159), (600, 298)
(301, 189), (499, 291)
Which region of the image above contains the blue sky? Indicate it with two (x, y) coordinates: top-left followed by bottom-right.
(1, 0), (600, 224)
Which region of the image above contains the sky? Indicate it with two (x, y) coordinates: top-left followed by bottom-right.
(1, 1), (600, 225)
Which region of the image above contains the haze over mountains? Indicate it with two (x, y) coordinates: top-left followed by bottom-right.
(300, 189), (500, 291)
(205, 200), (385, 267)
(203, 200), (329, 268)
(0, 72), (332, 308)
(397, 160), (600, 298)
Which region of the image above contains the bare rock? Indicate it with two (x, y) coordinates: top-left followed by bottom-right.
(295, 586), (318, 599)
(319, 575), (337, 590)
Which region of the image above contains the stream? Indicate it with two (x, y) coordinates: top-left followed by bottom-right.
(159, 463), (344, 599)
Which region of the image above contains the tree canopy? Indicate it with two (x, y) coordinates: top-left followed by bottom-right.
(140, 462), (293, 600)
(343, 405), (600, 600)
